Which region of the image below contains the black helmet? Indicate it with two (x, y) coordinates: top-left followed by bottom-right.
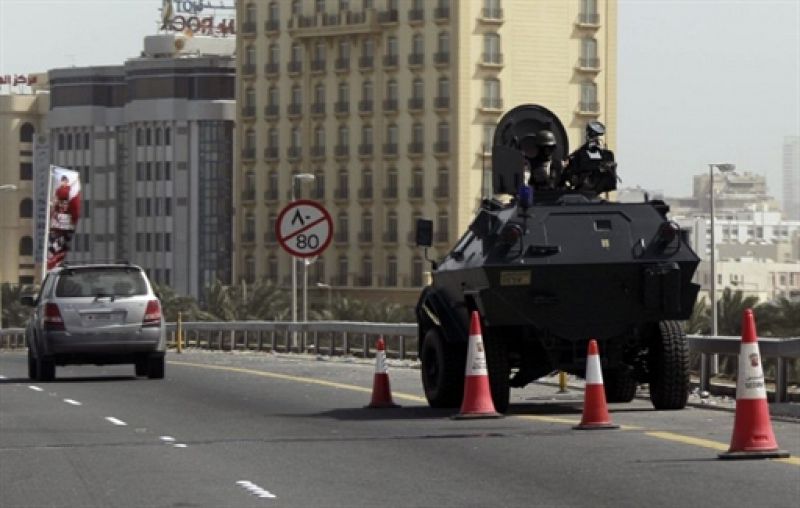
(586, 121), (605, 139)
(535, 129), (556, 147)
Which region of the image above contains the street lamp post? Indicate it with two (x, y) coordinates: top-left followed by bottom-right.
(705, 162), (735, 389)
(0, 184), (19, 330)
(290, 173), (315, 350)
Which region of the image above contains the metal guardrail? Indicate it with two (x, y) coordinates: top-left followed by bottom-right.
(1, 324), (797, 401)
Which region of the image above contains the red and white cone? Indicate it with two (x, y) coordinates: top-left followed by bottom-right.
(365, 337), (400, 409)
(452, 311), (502, 420)
(574, 339), (619, 430)
(719, 309), (789, 459)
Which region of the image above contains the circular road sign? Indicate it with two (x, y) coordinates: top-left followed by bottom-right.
(276, 200), (333, 258)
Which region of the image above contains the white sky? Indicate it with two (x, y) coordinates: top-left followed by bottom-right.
(1, 0), (798, 198)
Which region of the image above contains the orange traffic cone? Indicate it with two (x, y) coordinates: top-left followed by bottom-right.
(574, 339), (619, 430)
(365, 337), (400, 409)
(719, 309), (789, 459)
(452, 311), (502, 419)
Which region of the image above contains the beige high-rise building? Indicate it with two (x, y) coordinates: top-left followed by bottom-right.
(0, 75), (49, 286)
(234, 0), (617, 303)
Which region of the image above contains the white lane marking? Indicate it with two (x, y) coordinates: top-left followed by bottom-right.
(0, 375), (7, 379)
(173, 443), (187, 448)
(160, 436), (176, 442)
(28, 385), (43, 392)
(105, 417), (127, 426)
(236, 481), (277, 499)
(63, 399), (82, 406)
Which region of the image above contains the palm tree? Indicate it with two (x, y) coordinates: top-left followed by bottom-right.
(153, 284), (214, 322)
(685, 297), (710, 335)
(755, 297), (800, 338)
(1, 283), (36, 328)
(203, 279), (290, 321)
(716, 287), (760, 336)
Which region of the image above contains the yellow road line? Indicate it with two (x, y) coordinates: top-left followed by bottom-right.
(168, 360), (427, 403)
(169, 360), (797, 466)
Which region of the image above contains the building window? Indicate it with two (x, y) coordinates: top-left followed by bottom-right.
(412, 256), (423, 286)
(360, 256), (372, 286)
(245, 129), (256, 150)
(361, 212), (373, 242)
(164, 127), (171, 145)
(19, 198), (33, 218)
(483, 32), (501, 63)
(483, 78), (501, 108)
(245, 45), (256, 66)
(386, 256), (397, 287)
(19, 162), (33, 180)
(437, 31), (449, 54)
(58, 133), (65, 150)
(362, 38), (374, 58)
(268, 128), (279, 149)
(387, 36), (398, 57)
(268, 2), (279, 20)
(412, 33), (424, 55)
(338, 255), (348, 285)
(245, 2), (256, 23)
(580, 81), (598, 111)
(315, 0), (325, 13)
(337, 212), (349, 240)
(361, 167), (373, 197)
(20, 123), (34, 143)
(19, 236), (33, 256)
(437, 211), (449, 242)
(291, 0), (301, 15)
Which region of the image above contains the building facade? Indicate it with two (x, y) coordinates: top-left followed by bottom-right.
(783, 135), (800, 221)
(0, 76), (49, 285)
(233, 0), (617, 301)
(47, 34), (236, 297)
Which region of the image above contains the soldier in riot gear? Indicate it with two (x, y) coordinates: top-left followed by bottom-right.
(520, 129), (563, 190)
(561, 121), (618, 193)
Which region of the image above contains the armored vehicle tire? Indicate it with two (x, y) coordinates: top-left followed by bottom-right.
(484, 336), (510, 413)
(648, 320), (689, 410)
(603, 369), (637, 403)
(37, 355), (55, 382)
(421, 327), (466, 408)
(27, 349), (38, 380)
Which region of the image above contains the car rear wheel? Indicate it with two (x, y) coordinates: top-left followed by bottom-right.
(37, 356), (55, 382)
(420, 327), (465, 408)
(147, 354), (165, 379)
(27, 348), (38, 380)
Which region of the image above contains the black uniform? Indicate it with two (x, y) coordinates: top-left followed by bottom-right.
(562, 140), (617, 193)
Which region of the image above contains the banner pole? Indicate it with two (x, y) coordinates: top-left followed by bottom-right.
(41, 165), (53, 283)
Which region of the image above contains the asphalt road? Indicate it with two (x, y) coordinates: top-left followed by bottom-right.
(1, 350), (799, 508)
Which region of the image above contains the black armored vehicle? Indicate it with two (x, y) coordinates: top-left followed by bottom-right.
(415, 105), (700, 413)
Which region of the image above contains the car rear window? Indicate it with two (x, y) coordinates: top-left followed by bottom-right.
(55, 268), (149, 298)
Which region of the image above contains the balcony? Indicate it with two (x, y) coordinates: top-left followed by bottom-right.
(576, 12), (600, 28)
(434, 51), (450, 67)
(383, 54), (399, 69)
(358, 143), (374, 157)
(378, 9), (399, 25)
(287, 61), (302, 75)
(335, 57), (350, 73)
(480, 52), (504, 67)
(434, 96), (450, 111)
(287, 146), (302, 161)
(241, 147), (256, 161)
(576, 101), (600, 116)
(335, 101), (350, 116)
(264, 146), (279, 161)
(383, 99), (398, 113)
(407, 142), (424, 157)
(264, 188), (279, 201)
(358, 187), (373, 200)
(334, 187), (349, 201)
(241, 21), (257, 36)
(355, 276), (372, 287)
(408, 53), (424, 68)
(383, 231), (398, 244)
(310, 145), (326, 160)
(383, 143), (398, 157)
(264, 19), (280, 34)
(359, 55), (374, 70)
(358, 99), (373, 115)
(310, 59), (326, 74)
(264, 62), (280, 77)
(480, 97), (503, 112)
(479, 7), (504, 23)
(264, 104), (279, 120)
(287, 9), (380, 39)
(434, 6), (450, 23)
(358, 231), (373, 243)
(241, 106), (256, 119)
(287, 103), (302, 118)
(408, 8), (424, 24)
(408, 97), (424, 112)
(241, 63), (256, 76)
(383, 186), (398, 200)
(310, 102), (326, 117)
(576, 57), (601, 72)
(434, 141), (450, 155)
(241, 189), (256, 202)
(335, 145), (350, 159)
(407, 185), (424, 200)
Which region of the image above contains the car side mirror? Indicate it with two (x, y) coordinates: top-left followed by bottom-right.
(416, 219), (433, 247)
(20, 294), (37, 307)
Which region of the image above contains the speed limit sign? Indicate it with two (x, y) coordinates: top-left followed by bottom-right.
(275, 200), (333, 258)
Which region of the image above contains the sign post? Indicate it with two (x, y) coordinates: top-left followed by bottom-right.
(276, 200), (333, 350)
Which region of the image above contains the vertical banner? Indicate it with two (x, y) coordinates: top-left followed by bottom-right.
(33, 135), (50, 266)
(46, 166), (82, 271)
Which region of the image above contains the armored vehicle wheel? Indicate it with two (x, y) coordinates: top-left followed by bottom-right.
(420, 327), (465, 408)
(648, 321), (689, 410)
(603, 368), (637, 403)
(484, 336), (510, 413)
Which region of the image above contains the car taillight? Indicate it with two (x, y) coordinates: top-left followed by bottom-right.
(143, 299), (162, 327)
(44, 303), (65, 331)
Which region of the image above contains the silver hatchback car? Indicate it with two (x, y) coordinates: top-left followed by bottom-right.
(22, 263), (166, 381)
